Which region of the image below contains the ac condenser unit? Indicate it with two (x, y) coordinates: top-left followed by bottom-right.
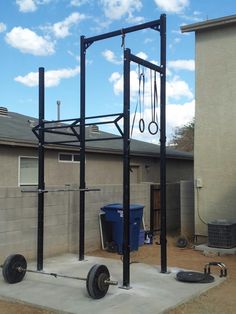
(208, 220), (236, 249)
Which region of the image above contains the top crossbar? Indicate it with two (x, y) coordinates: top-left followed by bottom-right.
(84, 18), (161, 46)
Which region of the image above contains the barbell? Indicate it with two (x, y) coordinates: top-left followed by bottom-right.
(1, 254), (118, 299)
(21, 187), (101, 194)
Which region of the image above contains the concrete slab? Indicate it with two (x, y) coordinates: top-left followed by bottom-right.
(195, 244), (236, 255)
(0, 254), (224, 314)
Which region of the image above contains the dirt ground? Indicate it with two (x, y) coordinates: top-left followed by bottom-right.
(0, 236), (236, 313)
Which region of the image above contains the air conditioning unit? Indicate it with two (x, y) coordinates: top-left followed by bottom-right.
(208, 220), (236, 249)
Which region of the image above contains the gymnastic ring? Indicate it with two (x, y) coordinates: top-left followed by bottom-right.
(139, 119), (145, 133)
(148, 121), (158, 135)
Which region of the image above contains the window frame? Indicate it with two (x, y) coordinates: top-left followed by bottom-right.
(18, 156), (38, 186)
(58, 152), (80, 163)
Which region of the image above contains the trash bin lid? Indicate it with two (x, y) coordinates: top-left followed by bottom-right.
(102, 203), (144, 211)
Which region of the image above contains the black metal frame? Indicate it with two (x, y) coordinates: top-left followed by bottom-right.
(33, 14), (167, 287)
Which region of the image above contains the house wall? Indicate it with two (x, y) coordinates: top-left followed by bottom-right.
(0, 146), (80, 187)
(0, 145), (193, 187)
(195, 25), (236, 235)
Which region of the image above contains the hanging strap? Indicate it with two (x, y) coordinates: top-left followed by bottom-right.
(121, 29), (125, 51)
(131, 65), (140, 137)
(138, 67), (145, 133)
(148, 70), (159, 135)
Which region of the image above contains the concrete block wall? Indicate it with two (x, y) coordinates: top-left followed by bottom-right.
(0, 182), (190, 262)
(166, 183), (180, 232)
(0, 187), (70, 262)
(0, 183), (151, 262)
(180, 181), (194, 237)
(82, 183), (150, 253)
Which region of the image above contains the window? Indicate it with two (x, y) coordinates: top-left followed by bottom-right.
(19, 156), (38, 186)
(58, 153), (80, 163)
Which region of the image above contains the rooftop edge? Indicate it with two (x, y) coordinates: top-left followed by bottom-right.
(181, 14), (236, 33)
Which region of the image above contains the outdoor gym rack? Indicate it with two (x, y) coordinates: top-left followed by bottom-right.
(33, 14), (167, 290)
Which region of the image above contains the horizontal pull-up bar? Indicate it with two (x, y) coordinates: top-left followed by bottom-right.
(84, 17), (161, 45)
(128, 50), (163, 73)
(21, 188), (100, 193)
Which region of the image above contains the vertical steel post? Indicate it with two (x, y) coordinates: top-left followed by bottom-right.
(37, 67), (45, 271)
(122, 48), (131, 288)
(160, 14), (167, 273)
(150, 185), (154, 236)
(79, 36), (86, 261)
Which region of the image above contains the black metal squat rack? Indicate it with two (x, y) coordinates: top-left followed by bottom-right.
(33, 14), (167, 289)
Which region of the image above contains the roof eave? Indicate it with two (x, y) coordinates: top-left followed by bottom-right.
(181, 14), (236, 33)
(0, 138), (193, 160)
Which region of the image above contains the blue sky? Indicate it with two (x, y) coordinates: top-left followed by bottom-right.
(0, 0), (235, 143)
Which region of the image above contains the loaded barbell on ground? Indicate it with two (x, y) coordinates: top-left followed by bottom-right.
(0, 254), (118, 299)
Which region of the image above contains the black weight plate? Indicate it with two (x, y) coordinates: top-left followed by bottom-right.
(176, 271), (214, 283)
(86, 264), (110, 299)
(2, 254), (27, 284)
(199, 274), (215, 283)
(176, 236), (188, 248)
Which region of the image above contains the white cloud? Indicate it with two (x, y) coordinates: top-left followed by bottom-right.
(166, 99), (195, 139)
(144, 38), (154, 44)
(107, 67), (194, 143)
(70, 0), (88, 6)
(130, 99), (195, 143)
(49, 12), (86, 39)
(102, 50), (122, 65)
(126, 13), (145, 24)
(16, 0), (37, 12)
(109, 72), (122, 95)
(109, 70), (139, 97)
(14, 66), (80, 87)
(136, 51), (148, 60)
(180, 10), (203, 22)
(168, 59), (195, 71)
(0, 22), (7, 33)
(167, 76), (193, 100)
(16, 0), (51, 13)
(154, 0), (189, 13)
(174, 37), (181, 44)
(101, 0), (142, 20)
(5, 27), (55, 56)
(110, 71), (193, 100)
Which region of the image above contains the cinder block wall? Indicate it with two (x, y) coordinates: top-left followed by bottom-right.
(180, 181), (194, 237)
(166, 183), (180, 232)
(69, 183), (151, 253)
(0, 182), (189, 262)
(0, 187), (70, 262)
(0, 183), (150, 262)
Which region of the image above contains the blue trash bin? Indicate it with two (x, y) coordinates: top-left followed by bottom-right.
(101, 203), (144, 254)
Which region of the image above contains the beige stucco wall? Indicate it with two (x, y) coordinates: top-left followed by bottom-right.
(195, 25), (236, 235)
(0, 146), (81, 187)
(0, 145), (193, 187)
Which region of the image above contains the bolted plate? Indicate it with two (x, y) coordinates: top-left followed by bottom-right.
(2, 254), (27, 284)
(86, 264), (110, 299)
(176, 271), (214, 283)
